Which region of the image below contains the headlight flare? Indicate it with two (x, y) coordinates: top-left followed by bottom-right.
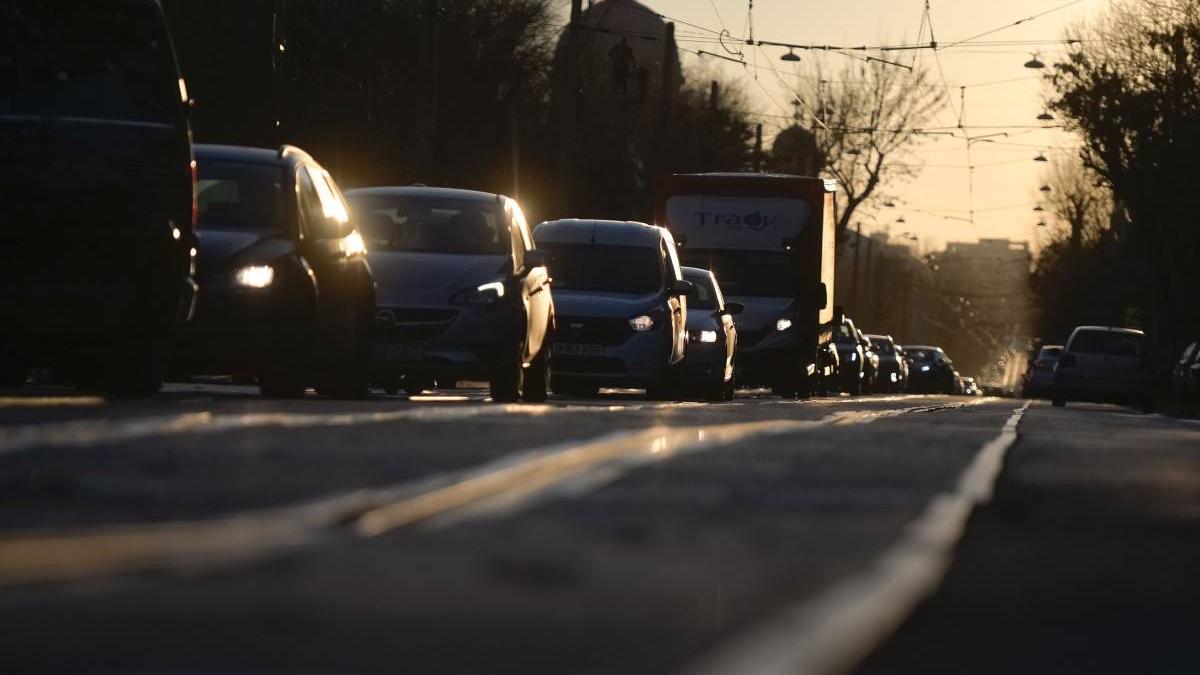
(776, 318), (793, 332)
(235, 265), (274, 288)
(629, 315), (655, 332)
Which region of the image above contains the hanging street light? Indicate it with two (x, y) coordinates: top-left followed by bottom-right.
(1039, 184), (1053, 193)
(883, 200), (896, 208)
(1037, 110), (1055, 121)
(1024, 53), (1046, 69)
(781, 47), (801, 62)
(1034, 152), (1048, 162)
(1033, 204), (1045, 212)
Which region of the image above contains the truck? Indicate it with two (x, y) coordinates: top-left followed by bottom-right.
(656, 173), (838, 397)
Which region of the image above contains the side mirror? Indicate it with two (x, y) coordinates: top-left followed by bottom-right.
(668, 279), (695, 297)
(817, 282), (829, 310)
(723, 301), (745, 316)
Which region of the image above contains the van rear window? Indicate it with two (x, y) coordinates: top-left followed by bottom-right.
(1070, 331), (1143, 357)
(0, 0), (179, 122)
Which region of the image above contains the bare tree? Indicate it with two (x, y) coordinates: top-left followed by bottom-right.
(792, 59), (946, 244)
(1041, 157), (1113, 252)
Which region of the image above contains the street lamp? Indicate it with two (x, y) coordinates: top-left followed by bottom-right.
(1033, 204), (1045, 212)
(1037, 110), (1055, 121)
(1024, 52), (1046, 69)
(1034, 152), (1048, 162)
(781, 47), (801, 62)
(1039, 184), (1052, 193)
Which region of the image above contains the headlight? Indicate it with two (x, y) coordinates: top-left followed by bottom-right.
(452, 280), (506, 305)
(629, 314), (655, 332)
(921, 365), (931, 372)
(689, 330), (719, 343)
(339, 230), (367, 256)
(235, 265), (274, 288)
(776, 318), (793, 331)
(849, 352), (858, 362)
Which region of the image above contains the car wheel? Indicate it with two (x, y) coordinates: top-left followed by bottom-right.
(259, 367), (307, 398)
(522, 344), (550, 403)
(490, 342), (524, 403)
(553, 378), (598, 398)
(722, 377), (736, 401)
(0, 358), (28, 388)
(1052, 396), (1066, 407)
(100, 339), (165, 398)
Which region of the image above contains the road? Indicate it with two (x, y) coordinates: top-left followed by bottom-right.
(0, 385), (1196, 674)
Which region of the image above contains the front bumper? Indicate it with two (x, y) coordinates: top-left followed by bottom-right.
(370, 304), (518, 379)
(680, 341), (728, 383)
(171, 286), (309, 374)
(550, 328), (672, 387)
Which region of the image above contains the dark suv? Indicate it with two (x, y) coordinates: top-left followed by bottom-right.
(0, 0), (197, 395)
(171, 145), (375, 398)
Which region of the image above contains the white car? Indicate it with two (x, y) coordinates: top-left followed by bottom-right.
(1052, 326), (1155, 413)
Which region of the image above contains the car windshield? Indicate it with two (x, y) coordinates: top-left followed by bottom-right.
(871, 339), (894, 355)
(680, 250), (793, 297)
(196, 161), (285, 231)
(0, 0), (178, 121)
(544, 244), (662, 294)
(1070, 331), (1143, 357)
(347, 194), (508, 255)
(685, 275), (718, 310)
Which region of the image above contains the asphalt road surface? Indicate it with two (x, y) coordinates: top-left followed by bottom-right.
(0, 385), (1196, 674)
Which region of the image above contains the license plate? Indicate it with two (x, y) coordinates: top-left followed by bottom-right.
(373, 343), (423, 362)
(553, 343), (604, 357)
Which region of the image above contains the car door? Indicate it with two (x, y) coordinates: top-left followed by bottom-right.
(509, 204), (550, 364)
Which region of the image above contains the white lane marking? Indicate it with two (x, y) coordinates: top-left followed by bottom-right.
(687, 401), (1031, 675)
(0, 396), (106, 408)
(0, 403), (951, 586)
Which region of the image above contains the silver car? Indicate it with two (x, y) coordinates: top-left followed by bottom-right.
(1052, 326), (1155, 413)
(680, 267), (741, 401)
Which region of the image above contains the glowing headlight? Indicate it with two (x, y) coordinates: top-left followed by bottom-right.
(235, 265), (274, 288)
(890, 372), (899, 383)
(690, 330), (718, 343)
(921, 365), (931, 372)
(850, 352), (858, 362)
(776, 318), (793, 332)
(629, 315), (655, 332)
(339, 230), (367, 256)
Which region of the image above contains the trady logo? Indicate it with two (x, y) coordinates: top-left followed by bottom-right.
(692, 211), (779, 231)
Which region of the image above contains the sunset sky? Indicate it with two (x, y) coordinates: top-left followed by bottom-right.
(644, 0), (1104, 252)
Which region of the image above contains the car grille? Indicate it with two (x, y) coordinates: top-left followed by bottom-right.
(554, 316), (634, 346)
(374, 307), (459, 342)
(552, 355), (628, 374)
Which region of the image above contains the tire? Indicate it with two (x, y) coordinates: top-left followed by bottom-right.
(403, 376), (434, 395)
(553, 379), (598, 398)
(0, 358), (28, 388)
(259, 367), (306, 398)
(849, 374), (863, 396)
(522, 344), (550, 403)
(1052, 396), (1066, 407)
(100, 340), (165, 399)
(490, 341), (524, 403)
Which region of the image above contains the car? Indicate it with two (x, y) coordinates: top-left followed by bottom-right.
(1, 0), (197, 396)
(1171, 339), (1200, 403)
(1022, 345), (1064, 399)
(857, 328), (880, 393)
(834, 315), (866, 394)
(170, 145), (375, 398)
(868, 334), (907, 392)
(1052, 326), (1155, 413)
(680, 267), (741, 401)
(904, 345), (959, 394)
(344, 186), (553, 402)
(533, 219), (692, 399)
(960, 376), (981, 396)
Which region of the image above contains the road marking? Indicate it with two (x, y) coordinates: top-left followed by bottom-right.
(0, 402), (957, 586)
(0, 396), (106, 408)
(687, 401), (1031, 675)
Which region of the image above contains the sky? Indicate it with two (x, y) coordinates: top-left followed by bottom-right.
(642, 0), (1106, 253)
